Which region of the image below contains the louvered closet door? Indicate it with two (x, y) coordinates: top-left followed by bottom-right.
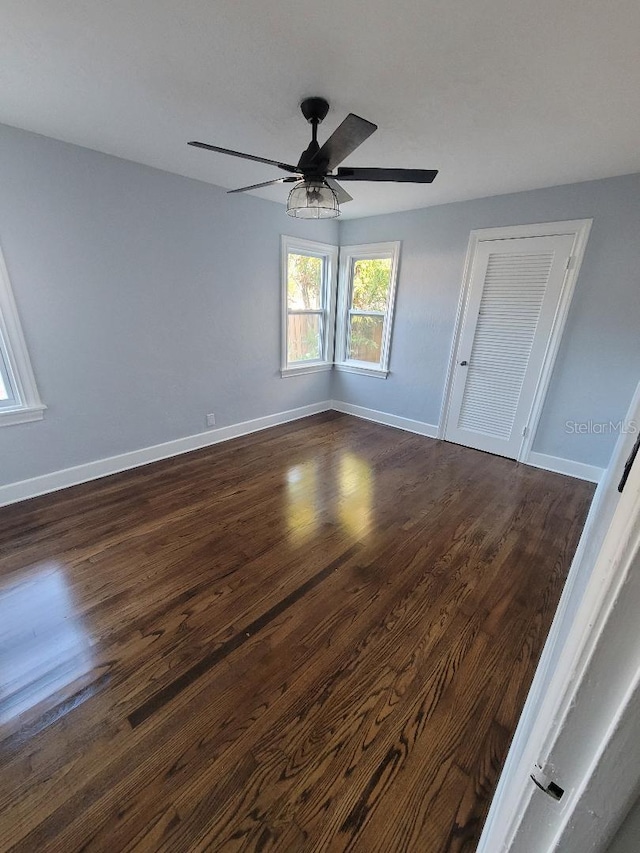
(445, 234), (575, 459)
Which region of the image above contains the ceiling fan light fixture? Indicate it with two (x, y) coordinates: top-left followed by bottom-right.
(286, 180), (340, 219)
(190, 98), (437, 207)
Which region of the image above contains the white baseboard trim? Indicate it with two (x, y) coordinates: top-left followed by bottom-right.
(330, 401), (602, 483)
(526, 450), (603, 483)
(0, 402), (604, 508)
(0, 401), (332, 508)
(330, 400), (439, 438)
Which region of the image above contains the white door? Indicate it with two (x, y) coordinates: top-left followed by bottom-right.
(445, 234), (575, 459)
(478, 384), (640, 853)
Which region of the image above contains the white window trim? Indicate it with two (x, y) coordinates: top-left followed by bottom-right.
(280, 235), (338, 377)
(0, 245), (46, 426)
(334, 241), (401, 379)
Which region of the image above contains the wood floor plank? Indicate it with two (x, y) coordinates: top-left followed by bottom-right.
(89, 485), (531, 850)
(444, 722), (512, 853)
(0, 413), (594, 851)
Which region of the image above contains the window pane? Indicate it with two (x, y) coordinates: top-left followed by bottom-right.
(288, 253), (323, 310)
(288, 314), (322, 362)
(348, 315), (384, 363)
(351, 258), (392, 311)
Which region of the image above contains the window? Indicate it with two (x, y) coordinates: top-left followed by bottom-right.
(0, 246), (45, 426)
(281, 236), (338, 376)
(335, 242), (401, 378)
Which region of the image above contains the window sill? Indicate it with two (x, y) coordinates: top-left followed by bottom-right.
(281, 363), (333, 378)
(0, 404), (47, 427)
(280, 362), (390, 379)
(334, 363), (389, 379)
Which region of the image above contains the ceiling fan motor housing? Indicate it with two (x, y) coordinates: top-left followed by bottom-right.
(300, 97), (330, 125)
(297, 98), (331, 176)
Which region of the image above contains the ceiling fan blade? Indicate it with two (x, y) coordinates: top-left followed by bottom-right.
(227, 177), (300, 194)
(312, 114), (377, 171)
(188, 141), (299, 173)
(336, 167), (438, 183)
(325, 177), (353, 204)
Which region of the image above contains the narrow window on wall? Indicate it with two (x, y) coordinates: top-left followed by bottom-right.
(0, 246), (45, 426)
(281, 236), (338, 377)
(335, 241), (401, 378)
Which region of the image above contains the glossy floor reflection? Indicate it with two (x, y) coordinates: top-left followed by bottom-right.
(338, 451), (373, 539)
(286, 459), (320, 545)
(0, 564), (92, 726)
(286, 450), (373, 545)
(0, 412), (594, 852)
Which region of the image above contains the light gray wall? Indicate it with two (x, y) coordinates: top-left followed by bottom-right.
(1, 122), (639, 488)
(607, 795), (640, 853)
(0, 123), (338, 486)
(336, 175), (640, 468)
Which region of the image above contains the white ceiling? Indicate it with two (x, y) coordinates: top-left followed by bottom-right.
(2, 0), (640, 219)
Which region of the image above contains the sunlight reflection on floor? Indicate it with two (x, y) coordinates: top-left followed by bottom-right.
(285, 450), (373, 545)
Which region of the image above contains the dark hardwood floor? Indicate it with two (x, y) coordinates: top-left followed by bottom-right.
(0, 412), (594, 852)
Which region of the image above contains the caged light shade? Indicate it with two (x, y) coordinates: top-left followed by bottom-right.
(286, 180), (340, 219)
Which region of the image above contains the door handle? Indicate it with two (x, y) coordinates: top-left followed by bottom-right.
(459, 360), (468, 366)
(618, 433), (640, 493)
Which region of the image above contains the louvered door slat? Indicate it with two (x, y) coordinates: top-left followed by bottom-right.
(458, 251), (553, 440)
(445, 234), (576, 459)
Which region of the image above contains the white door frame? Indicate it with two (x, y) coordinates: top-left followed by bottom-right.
(478, 381), (640, 852)
(438, 219), (592, 462)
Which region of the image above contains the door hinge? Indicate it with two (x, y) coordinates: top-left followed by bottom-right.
(565, 255), (574, 271)
(522, 426), (528, 437)
(531, 764), (565, 801)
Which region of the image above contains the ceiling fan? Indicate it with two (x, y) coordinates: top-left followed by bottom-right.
(188, 97), (438, 218)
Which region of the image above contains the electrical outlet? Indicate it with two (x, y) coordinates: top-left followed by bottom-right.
(206, 413), (216, 427)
